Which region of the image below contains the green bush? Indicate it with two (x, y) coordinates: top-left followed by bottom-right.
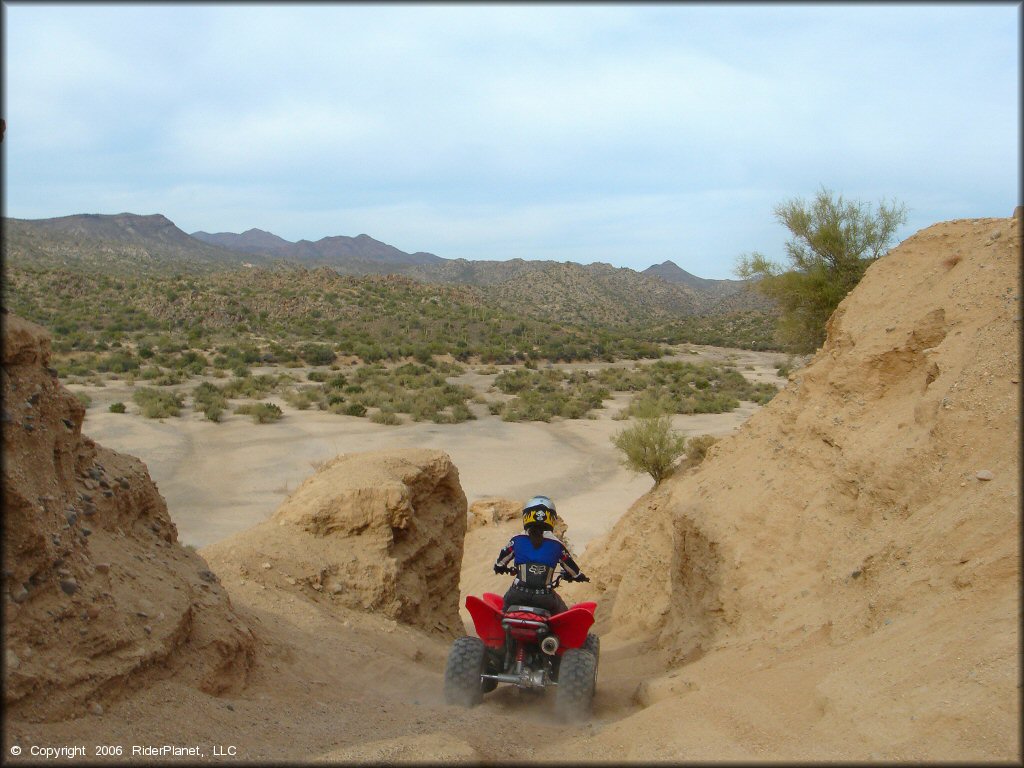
(300, 343), (336, 366)
(192, 382), (229, 422)
(342, 402), (367, 417)
(736, 187), (907, 351)
(685, 434), (719, 465)
(370, 408), (401, 425)
(611, 413), (687, 484)
(132, 387), (183, 419)
(108, 401), (127, 414)
(234, 402), (283, 424)
(220, 374), (281, 399)
(283, 386), (323, 411)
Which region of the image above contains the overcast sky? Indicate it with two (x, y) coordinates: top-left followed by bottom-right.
(3, 3), (1019, 278)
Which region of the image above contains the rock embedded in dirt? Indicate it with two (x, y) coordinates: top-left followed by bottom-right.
(975, 470), (995, 481)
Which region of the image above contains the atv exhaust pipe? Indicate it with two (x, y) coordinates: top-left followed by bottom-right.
(540, 636), (560, 655)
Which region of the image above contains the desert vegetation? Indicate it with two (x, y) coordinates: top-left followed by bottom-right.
(3, 228), (787, 427)
(736, 187), (907, 351)
(3, 259), (778, 380)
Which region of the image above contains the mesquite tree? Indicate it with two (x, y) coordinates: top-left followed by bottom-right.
(737, 187), (907, 352)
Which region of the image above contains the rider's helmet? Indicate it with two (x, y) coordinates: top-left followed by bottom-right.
(522, 495), (557, 531)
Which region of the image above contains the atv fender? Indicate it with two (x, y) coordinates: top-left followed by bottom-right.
(482, 592), (504, 612)
(465, 594), (506, 648)
(548, 606), (596, 650)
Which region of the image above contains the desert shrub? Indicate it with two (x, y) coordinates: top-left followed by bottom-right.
(348, 362), (474, 421)
(203, 403), (225, 422)
(300, 343), (336, 366)
(74, 392), (93, 409)
(282, 386), (323, 411)
(96, 350), (140, 374)
(611, 413), (687, 484)
(108, 402), (127, 414)
(449, 402), (476, 423)
(776, 356), (796, 378)
(323, 373), (348, 390)
(342, 402), (367, 417)
(220, 374), (281, 399)
(170, 350), (209, 375)
(192, 382), (229, 422)
(685, 434), (719, 465)
(619, 360), (777, 416)
(495, 367), (608, 422)
(59, 357), (99, 377)
(370, 408), (401, 425)
(234, 402), (283, 424)
(132, 387), (183, 419)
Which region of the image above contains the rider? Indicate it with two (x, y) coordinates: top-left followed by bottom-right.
(493, 495), (589, 615)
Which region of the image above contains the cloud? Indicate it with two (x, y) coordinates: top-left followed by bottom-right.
(3, 3), (1018, 277)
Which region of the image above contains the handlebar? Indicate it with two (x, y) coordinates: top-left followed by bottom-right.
(497, 567), (585, 587)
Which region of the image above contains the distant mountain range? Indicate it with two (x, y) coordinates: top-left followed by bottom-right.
(190, 228), (443, 268)
(641, 259), (747, 296)
(3, 212), (770, 318)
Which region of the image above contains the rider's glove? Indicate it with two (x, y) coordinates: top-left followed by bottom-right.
(576, 573), (591, 583)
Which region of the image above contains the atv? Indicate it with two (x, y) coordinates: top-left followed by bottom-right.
(444, 571), (599, 721)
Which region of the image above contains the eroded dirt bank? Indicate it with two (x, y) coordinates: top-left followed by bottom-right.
(553, 213), (1021, 761)
(4, 213), (1021, 763)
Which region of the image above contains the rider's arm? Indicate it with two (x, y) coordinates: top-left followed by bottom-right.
(494, 540), (515, 572)
(558, 548), (586, 581)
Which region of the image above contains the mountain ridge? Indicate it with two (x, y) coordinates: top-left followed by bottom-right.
(3, 212), (772, 320)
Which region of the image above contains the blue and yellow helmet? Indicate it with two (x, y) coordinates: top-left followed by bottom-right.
(522, 495), (557, 531)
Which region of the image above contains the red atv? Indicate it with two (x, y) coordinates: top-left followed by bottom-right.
(444, 571), (599, 721)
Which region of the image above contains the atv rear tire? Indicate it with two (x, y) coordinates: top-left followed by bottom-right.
(554, 648), (596, 722)
(444, 636), (487, 707)
(481, 650), (502, 693)
(583, 633), (600, 676)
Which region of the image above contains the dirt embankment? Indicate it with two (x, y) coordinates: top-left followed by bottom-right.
(2, 313), (255, 723)
(3, 212), (1020, 763)
(563, 213), (1020, 761)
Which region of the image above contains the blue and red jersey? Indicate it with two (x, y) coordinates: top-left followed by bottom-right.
(494, 531), (585, 590)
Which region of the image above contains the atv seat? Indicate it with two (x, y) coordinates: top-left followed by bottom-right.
(505, 605), (550, 618)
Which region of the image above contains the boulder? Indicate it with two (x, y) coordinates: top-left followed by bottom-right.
(203, 448), (468, 638)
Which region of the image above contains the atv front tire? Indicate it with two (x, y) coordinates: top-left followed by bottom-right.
(554, 648), (596, 722)
(444, 636), (487, 707)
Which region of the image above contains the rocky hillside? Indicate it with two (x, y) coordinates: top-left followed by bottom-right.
(3, 214), (271, 274)
(569, 212), (1021, 760)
